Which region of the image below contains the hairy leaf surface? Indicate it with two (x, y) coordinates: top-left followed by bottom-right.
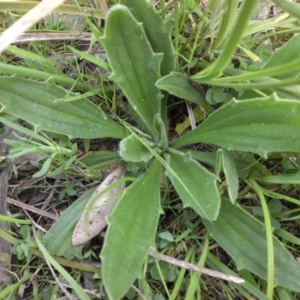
(101, 5), (163, 137)
(0, 76), (126, 139)
(172, 94), (300, 157)
(165, 149), (220, 220)
(102, 160), (162, 300)
(203, 200), (300, 292)
(120, 0), (175, 77)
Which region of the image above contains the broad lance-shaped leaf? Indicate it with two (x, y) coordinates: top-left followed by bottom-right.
(102, 160), (162, 300)
(119, 0), (173, 126)
(203, 200), (300, 292)
(101, 5), (163, 137)
(120, 0), (175, 77)
(0, 76), (126, 139)
(165, 149), (220, 221)
(171, 94), (300, 158)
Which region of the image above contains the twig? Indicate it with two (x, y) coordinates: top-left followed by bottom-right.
(130, 285), (147, 300)
(44, 258), (74, 300)
(24, 210), (47, 233)
(11, 32), (92, 42)
(41, 178), (58, 211)
(186, 102), (196, 130)
(148, 249), (244, 284)
(6, 197), (58, 220)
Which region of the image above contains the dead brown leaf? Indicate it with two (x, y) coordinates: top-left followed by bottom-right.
(72, 167), (125, 246)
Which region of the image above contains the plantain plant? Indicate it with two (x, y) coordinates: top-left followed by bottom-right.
(2, 0), (300, 299)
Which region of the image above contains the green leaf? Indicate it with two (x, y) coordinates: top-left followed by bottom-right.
(171, 94), (300, 158)
(0, 62), (93, 91)
(165, 149), (220, 221)
(272, 0), (300, 20)
(206, 86), (231, 105)
(203, 200), (300, 292)
(69, 46), (110, 72)
(102, 160), (162, 300)
(210, 0), (240, 50)
(208, 35), (300, 85)
(7, 45), (52, 63)
(276, 229), (300, 247)
(120, 0), (175, 77)
(219, 149), (239, 203)
(268, 199), (282, 214)
(119, 134), (154, 163)
(43, 189), (94, 260)
(32, 155), (53, 178)
(159, 231), (174, 242)
(0, 76), (126, 139)
(156, 72), (213, 113)
(101, 5), (163, 137)
(262, 34), (300, 80)
(256, 173), (300, 184)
